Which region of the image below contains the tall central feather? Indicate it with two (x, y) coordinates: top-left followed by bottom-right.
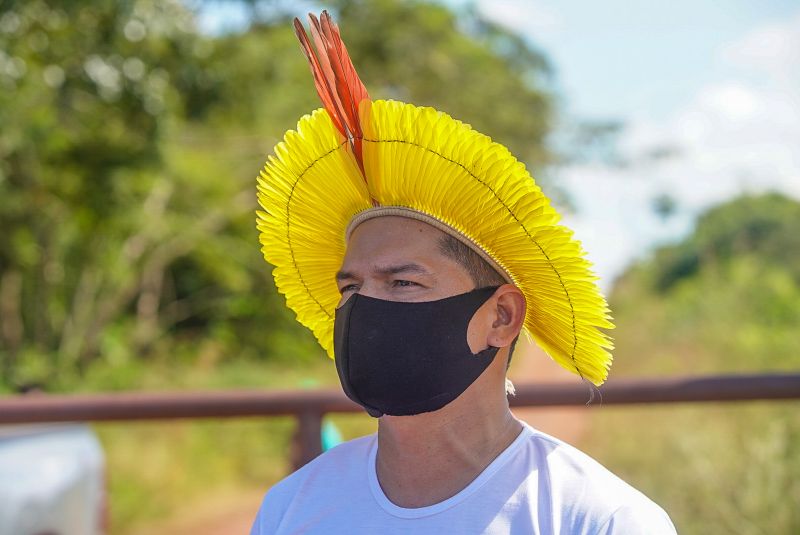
(293, 11), (370, 172)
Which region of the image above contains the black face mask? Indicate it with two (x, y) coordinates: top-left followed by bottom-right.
(333, 286), (501, 417)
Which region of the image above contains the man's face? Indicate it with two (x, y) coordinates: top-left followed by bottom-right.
(335, 215), (525, 405)
(335, 216), (475, 307)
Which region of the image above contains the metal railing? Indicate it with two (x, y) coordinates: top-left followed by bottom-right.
(1, 373), (799, 469)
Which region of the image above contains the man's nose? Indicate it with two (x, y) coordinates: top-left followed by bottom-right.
(354, 281), (386, 299)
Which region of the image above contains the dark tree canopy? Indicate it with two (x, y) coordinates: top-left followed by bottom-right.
(0, 0), (556, 389)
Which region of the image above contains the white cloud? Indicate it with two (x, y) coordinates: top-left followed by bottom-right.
(721, 11), (800, 88)
(560, 12), (800, 287)
(475, 0), (562, 40)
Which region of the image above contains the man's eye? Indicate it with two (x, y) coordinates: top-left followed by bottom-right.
(340, 284), (358, 294)
(393, 280), (417, 288)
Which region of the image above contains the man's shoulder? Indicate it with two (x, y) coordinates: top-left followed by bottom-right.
(522, 425), (642, 494)
(517, 424), (676, 532)
(264, 432), (374, 500)
(251, 433), (375, 534)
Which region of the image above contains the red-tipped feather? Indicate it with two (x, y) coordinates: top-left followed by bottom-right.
(293, 11), (370, 168)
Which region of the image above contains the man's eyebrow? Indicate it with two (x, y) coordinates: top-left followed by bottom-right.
(335, 269), (356, 282)
(375, 263), (431, 276)
(335, 263), (431, 281)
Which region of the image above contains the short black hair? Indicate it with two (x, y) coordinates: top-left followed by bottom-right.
(437, 234), (520, 368)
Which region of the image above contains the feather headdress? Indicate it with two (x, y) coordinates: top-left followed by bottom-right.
(256, 11), (614, 385)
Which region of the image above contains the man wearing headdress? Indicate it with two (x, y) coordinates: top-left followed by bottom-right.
(250, 12), (677, 534)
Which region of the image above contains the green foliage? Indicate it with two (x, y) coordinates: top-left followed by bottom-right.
(611, 193), (800, 376)
(644, 193), (800, 293)
(0, 0), (285, 387)
(592, 192), (800, 534)
(584, 404), (800, 535)
(0, 0), (556, 390)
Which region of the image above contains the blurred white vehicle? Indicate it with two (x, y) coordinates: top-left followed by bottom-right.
(0, 423), (106, 535)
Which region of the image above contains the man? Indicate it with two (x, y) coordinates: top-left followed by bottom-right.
(251, 12), (677, 534)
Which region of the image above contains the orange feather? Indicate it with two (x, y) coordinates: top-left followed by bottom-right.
(293, 11), (370, 170)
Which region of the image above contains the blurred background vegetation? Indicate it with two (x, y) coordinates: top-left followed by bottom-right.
(0, 0), (797, 534)
(0, 0), (554, 392)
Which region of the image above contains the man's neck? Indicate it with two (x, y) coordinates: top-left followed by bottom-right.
(375, 393), (523, 508)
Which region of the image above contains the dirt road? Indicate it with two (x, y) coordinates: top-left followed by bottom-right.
(128, 490), (264, 535)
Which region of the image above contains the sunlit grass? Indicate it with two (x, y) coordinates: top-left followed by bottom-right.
(582, 402), (800, 535)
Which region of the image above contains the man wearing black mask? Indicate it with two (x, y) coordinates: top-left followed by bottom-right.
(250, 11), (676, 534)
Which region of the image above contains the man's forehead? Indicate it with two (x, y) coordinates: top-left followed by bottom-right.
(344, 216), (445, 258)
(339, 217), (457, 275)
(348, 215), (444, 242)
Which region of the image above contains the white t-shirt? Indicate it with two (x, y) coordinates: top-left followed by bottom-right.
(250, 421), (677, 534)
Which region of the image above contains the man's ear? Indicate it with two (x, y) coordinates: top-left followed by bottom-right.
(487, 284), (526, 348)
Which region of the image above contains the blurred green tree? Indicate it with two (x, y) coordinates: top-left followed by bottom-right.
(600, 192), (800, 535)
(611, 192), (800, 375)
(1, 1), (207, 384)
(0, 0), (556, 389)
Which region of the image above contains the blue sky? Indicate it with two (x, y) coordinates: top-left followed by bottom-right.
(460, 0), (799, 121)
(200, 1), (800, 285)
(464, 0), (800, 285)
(197, 0), (798, 120)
